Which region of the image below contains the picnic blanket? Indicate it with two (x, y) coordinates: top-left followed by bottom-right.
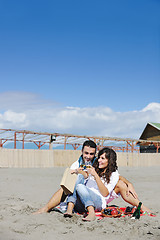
(95, 206), (156, 220)
(53, 204), (156, 220)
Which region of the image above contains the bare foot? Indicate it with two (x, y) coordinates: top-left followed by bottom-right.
(141, 204), (152, 213)
(64, 202), (74, 218)
(32, 206), (48, 215)
(82, 212), (96, 221)
(64, 212), (73, 218)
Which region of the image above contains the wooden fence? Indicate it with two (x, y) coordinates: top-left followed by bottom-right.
(0, 149), (160, 168)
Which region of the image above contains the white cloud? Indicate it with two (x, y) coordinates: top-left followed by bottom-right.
(0, 110), (27, 129)
(0, 91), (159, 139)
(3, 110), (26, 123)
(142, 102), (160, 112)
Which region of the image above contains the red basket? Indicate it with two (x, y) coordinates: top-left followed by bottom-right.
(101, 207), (122, 218)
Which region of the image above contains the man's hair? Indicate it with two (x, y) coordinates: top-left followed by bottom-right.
(82, 140), (97, 151)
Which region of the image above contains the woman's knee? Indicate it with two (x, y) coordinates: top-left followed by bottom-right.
(115, 180), (127, 192)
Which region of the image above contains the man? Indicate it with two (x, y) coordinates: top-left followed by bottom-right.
(33, 140), (97, 214)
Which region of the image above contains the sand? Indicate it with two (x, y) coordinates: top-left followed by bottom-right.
(0, 166), (160, 240)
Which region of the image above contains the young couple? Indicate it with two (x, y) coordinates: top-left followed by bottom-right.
(34, 140), (151, 221)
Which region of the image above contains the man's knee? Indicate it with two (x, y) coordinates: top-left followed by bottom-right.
(76, 183), (84, 193)
(76, 174), (85, 184)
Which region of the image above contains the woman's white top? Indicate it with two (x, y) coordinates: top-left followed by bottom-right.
(85, 170), (119, 208)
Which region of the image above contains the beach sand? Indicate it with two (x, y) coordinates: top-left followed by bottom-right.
(0, 166), (160, 240)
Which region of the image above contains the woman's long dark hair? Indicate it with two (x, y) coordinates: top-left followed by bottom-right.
(93, 147), (118, 183)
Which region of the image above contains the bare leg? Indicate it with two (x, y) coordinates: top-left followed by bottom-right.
(33, 188), (64, 214)
(64, 202), (74, 217)
(82, 206), (96, 221)
(114, 180), (151, 213)
(64, 203), (96, 221)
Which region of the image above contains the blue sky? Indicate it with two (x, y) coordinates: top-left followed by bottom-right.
(0, 0), (160, 139)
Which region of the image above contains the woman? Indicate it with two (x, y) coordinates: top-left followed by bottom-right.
(64, 147), (151, 221)
(64, 147), (120, 221)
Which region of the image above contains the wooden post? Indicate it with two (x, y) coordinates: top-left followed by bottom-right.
(14, 132), (16, 149)
(22, 133), (25, 149)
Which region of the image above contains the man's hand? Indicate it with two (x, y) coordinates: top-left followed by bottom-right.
(70, 167), (89, 178)
(70, 167), (83, 174)
(126, 183), (138, 199)
(119, 175), (139, 199)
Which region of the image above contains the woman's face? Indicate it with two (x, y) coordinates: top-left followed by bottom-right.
(98, 153), (108, 169)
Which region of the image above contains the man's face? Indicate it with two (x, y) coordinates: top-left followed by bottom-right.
(82, 146), (96, 163)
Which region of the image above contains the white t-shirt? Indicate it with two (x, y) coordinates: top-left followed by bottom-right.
(85, 170), (119, 208)
(70, 160), (80, 170)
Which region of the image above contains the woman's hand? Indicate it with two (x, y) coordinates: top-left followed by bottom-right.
(86, 166), (97, 178)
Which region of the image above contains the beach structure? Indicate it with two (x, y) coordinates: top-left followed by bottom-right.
(0, 126), (160, 153)
(0, 126), (160, 168)
(138, 122), (160, 153)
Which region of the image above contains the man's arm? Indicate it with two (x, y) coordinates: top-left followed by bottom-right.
(119, 175), (138, 199)
(71, 167), (88, 179)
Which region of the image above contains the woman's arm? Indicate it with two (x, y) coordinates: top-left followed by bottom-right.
(87, 167), (109, 197)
